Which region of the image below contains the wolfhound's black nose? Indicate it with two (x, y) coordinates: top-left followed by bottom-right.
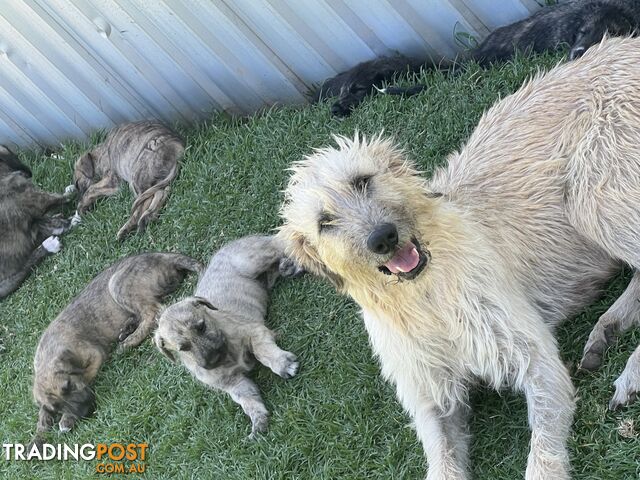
(367, 223), (399, 255)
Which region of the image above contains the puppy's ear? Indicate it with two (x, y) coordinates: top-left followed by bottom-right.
(154, 335), (176, 362)
(277, 228), (345, 292)
(192, 296), (217, 311)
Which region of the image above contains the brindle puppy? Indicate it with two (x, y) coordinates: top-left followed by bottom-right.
(0, 146), (75, 299)
(32, 252), (202, 442)
(155, 235), (301, 437)
(72, 121), (184, 240)
(0, 144), (31, 177)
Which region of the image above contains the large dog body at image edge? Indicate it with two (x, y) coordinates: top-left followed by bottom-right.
(0, 146), (74, 299)
(279, 37), (640, 479)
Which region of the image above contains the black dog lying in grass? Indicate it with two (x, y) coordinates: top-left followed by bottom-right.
(313, 0), (640, 117)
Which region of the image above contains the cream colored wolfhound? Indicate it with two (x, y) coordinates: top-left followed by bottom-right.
(279, 36), (640, 480)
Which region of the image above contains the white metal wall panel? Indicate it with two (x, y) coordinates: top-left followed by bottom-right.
(0, 0), (540, 149)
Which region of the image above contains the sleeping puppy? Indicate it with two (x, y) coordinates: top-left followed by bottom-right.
(155, 235), (302, 437)
(0, 147), (75, 299)
(72, 121), (184, 240)
(32, 252), (202, 443)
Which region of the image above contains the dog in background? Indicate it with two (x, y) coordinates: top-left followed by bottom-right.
(0, 146), (75, 299)
(311, 55), (429, 117)
(313, 0), (640, 116)
(155, 235), (301, 437)
(473, 0), (640, 64)
(32, 252), (201, 445)
(72, 121), (184, 240)
(281, 37), (640, 479)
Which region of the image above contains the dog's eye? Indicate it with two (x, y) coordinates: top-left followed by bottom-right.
(194, 319), (206, 333)
(319, 213), (336, 232)
(178, 342), (192, 352)
(352, 175), (372, 193)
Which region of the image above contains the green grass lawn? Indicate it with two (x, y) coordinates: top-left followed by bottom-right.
(1, 51), (639, 479)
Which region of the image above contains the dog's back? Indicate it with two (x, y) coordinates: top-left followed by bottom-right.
(0, 145), (31, 177)
(472, 0), (640, 65)
(0, 174), (46, 278)
(195, 235), (285, 322)
(92, 121), (183, 186)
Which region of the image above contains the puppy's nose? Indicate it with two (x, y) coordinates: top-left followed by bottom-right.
(367, 223), (399, 255)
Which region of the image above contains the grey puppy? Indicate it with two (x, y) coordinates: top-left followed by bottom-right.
(155, 235), (301, 437)
(0, 146), (75, 299)
(32, 252), (202, 442)
(73, 121), (184, 240)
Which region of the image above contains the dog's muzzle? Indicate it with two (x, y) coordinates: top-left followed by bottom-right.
(377, 237), (430, 280)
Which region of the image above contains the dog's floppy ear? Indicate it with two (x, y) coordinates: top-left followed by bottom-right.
(154, 335), (176, 362)
(192, 296), (217, 311)
(277, 227), (345, 292)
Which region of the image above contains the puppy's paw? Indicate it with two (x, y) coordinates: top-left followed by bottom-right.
(278, 257), (305, 278)
(64, 184), (77, 196)
(70, 211), (82, 227)
(276, 352), (299, 379)
(248, 415), (269, 439)
(609, 361), (640, 411)
(42, 236), (62, 254)
(59, 414), (76, 433)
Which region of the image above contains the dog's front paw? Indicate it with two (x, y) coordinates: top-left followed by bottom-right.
(609, 357), (640, 410)
(248, 414), (269, 439)
(64, 184), (77, 196)
(70, 211), (82, 228)
(276, 352), (299, 379)
(42, 236), (62, 254)
(59, 414), (77, 433)
(278, 257), (305, 278)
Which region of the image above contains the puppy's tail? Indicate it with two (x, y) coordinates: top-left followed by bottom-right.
(169, 253), (204, 276)
(117, 162), (179, 241)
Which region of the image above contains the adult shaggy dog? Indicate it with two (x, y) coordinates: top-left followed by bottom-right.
(279, 37), (640, 480)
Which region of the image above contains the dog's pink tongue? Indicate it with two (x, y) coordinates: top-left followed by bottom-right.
(384, 242), (420, 274)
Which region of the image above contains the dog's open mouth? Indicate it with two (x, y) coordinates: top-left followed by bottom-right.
(378, 238), (429, 280)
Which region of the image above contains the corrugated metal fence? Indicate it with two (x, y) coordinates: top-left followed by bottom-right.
(0, 0), (542, 148)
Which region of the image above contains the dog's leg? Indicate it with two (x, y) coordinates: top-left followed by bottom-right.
(522, 346), (575, 480)
(116, 306), (158, 351)
(610, 344), (640, 410)
(0, 237), (61, 298)
(76, 173), (120, 213)
(220, 374), (269, 438)
(36, 215), (73, 243)
(36, 406), (55, 434)
(580, 271), (640, 371)
(58, 413), (78, 432)
(412, 400), (468, 480)
(249, 325), (299, 379)
(116, 188), (169, 240)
